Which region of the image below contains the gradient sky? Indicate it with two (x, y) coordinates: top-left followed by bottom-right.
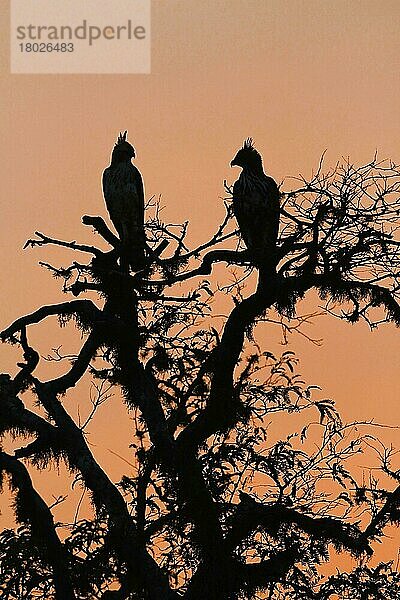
(0, 0), (399, 561)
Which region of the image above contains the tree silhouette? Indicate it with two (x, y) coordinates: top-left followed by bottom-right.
(0, 153), (399, 599)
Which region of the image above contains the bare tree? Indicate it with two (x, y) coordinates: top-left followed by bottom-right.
(0, 154), (399, 599)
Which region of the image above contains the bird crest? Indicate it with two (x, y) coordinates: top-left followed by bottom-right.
(115, 130), (128, 146)
(243, 137), (255, 150)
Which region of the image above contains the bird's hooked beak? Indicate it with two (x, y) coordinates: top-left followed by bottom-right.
(230, 158), (239, 167)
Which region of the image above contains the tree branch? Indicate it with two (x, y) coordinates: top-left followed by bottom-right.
(1, 300), (102, 341)
(24, 230), (101, 256)
(82, 215), (120, 247)
(0, 451), (76, 599)
(226, 496), (372, 557)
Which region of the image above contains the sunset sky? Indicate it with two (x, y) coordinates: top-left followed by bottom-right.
(0, 0), (399, 559)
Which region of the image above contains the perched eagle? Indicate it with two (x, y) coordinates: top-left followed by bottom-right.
(102, 131), (146, 271)
(231, 138), (280, 273)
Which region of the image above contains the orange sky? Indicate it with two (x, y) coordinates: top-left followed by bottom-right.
(0, 0), (399, 564)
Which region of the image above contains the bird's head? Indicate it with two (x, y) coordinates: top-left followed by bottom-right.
(230, 138), (264, 173)
(111, 131), (136, 163)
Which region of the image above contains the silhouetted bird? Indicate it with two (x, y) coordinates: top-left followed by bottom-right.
(231, 138), (280, 275)
(103, 131), (146, 271)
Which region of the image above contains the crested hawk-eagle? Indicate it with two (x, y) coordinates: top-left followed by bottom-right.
(102, 131), (146, 271)
(231, 138), (280, 273)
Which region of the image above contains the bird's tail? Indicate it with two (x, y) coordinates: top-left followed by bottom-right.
(256, 242), (279, 293)
(120, 225), (146, 272)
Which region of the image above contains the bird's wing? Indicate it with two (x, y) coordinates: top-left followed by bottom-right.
(233, 175), (280, 256)
(102, 164), (145, 236)
(233, 178), (255, 251)
(103, 163), (146, 270)
(127, 164), (145, 230)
